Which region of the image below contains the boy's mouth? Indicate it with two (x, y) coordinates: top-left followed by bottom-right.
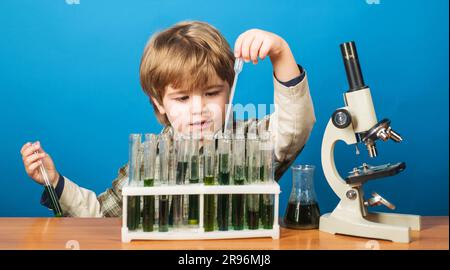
(190, 119), (212, 130)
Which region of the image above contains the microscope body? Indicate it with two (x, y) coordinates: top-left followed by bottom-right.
(319, 42), (421, 243)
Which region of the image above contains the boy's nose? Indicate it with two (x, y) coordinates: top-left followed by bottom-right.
(190, 95), (204, 115)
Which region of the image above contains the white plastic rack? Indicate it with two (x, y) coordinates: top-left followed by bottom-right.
(121, 182), (280, 242)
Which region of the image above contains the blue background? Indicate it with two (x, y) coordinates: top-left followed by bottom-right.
(0, 0), (448, 217)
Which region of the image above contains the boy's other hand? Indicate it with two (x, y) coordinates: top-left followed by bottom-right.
(20, 141), (59, 187)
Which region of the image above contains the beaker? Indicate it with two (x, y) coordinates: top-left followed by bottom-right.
(283, 165), (320, 229)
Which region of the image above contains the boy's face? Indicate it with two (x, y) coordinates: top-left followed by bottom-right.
(152, 73), (230, 136)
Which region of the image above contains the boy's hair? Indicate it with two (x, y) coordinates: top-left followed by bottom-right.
(140, 21), (235, 125)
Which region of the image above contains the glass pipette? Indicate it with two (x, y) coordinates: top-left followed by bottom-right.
(223, 58), (244, 134)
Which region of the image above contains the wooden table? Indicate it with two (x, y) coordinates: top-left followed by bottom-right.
(0, 217), (447, 250)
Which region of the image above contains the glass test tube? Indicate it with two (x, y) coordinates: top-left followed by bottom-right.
(260, 131), (275, 229)
(158, 134), (170, 232)
(246, 133), (260, 230)
(232, 132), (246, 230)
(37, 154), (63, 217)
(217, 132), (231, 231)
(188, 133), (200, 225)
(203, 132), (216, 232)
(170, 134), (186, 228)
(127, 134), (142, 231)
(143, 134), (157, 232)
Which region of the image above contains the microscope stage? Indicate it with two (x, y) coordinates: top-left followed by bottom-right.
(345, 162), (406, 185)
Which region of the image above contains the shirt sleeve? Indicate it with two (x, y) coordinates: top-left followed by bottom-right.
(274, 64), (306, 87)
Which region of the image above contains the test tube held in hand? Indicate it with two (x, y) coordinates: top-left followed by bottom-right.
(37, 151), (63, 218)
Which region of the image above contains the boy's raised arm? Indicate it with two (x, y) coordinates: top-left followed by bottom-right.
(268, 68), (316, 181)
(234, 29), (316, 181)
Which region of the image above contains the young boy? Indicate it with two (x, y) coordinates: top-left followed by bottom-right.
(20, 21), (315, 217)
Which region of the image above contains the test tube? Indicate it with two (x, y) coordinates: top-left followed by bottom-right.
(217, 132), (231, 231)
(127, 134), (141, 231)
(203, 132), (216, 232)
(38, 158), (63, 217)
(158, 133), (170, 232)
(143, 134), (157, 232)
(188, 133), (201, 225)
(170, 133), (186, 228)
(260, 131), (275, 229)
(246, 133), (260, 230)
(232, 131), (246, 230)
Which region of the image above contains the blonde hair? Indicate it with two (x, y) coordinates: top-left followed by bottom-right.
(139, 21), (235, 125)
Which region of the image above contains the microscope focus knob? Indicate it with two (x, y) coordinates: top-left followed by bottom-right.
(332, 109), (352, 129)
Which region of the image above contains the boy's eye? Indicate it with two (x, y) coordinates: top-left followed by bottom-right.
(205, 91), (220, 97)
(175, 96), (189, 102)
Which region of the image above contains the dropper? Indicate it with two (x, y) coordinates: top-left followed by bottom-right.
(36, 150), (63, 217)
(223, 58), (244, 135)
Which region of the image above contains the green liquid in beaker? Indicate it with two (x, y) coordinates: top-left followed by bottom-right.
(284, 201), (320, 230)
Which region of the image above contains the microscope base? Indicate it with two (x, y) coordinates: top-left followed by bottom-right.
(320, 211), (421, 243)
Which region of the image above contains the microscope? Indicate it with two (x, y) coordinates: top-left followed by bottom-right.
(319, 41), (421, 243)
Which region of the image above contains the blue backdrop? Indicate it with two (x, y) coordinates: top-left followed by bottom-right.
(0, 0), (448, 217)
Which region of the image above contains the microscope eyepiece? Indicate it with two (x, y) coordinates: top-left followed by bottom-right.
(340, 41), (367, 91)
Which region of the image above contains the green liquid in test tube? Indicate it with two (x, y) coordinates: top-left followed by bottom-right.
(259, 132), (275, 229)
(170, 134), (187, 228)
(158, 134), (170, 232)
(246, 133), (260, 230)
(232, 132), (246, 230)
(188, 134), (200, 225)
(127, 134), (142, 231)
(35, 146), (63, 218)
(203, 132), (216, 232)
(217, 132), (231, 231)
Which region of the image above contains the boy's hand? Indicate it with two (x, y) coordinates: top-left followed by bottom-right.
(20, 141), (59, 187)
(234, 29), (300, 82)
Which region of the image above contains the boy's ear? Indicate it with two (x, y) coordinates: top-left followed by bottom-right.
(150, 97), (166, 115)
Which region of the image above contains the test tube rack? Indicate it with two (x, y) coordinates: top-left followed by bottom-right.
(121, 182), (280, 242)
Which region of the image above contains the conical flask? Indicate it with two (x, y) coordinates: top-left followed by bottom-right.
(283, 165), (320, 229)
